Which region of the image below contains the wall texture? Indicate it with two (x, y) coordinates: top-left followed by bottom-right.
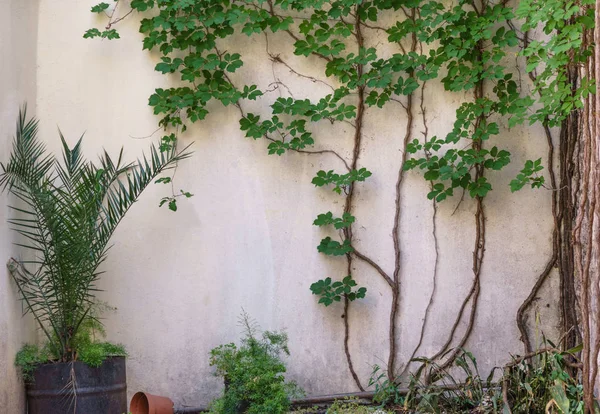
(1, 0), (560, 411)
(0, 0), (38, 412)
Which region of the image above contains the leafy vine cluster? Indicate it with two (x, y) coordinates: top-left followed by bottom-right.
(86, 0), (592, 391)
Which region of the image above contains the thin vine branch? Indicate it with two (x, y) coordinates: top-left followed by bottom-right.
(398, 80), (440, 379)
(339, 7), (367, 391)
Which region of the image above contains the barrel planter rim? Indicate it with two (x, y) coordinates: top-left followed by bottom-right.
(26, 355), (126, 379)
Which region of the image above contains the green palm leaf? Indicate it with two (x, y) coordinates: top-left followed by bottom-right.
(1, 106), (191, 361)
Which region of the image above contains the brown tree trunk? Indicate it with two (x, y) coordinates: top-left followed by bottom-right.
(575, 5), (600, 409)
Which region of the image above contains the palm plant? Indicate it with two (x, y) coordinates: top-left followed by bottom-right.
(1, 107), (191, 363)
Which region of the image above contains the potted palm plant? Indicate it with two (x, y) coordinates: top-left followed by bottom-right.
(1, 108), (190, 414)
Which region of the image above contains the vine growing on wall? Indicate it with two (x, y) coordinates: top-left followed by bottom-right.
(85, 0), (597, 408)
(514, 0), (595, 357)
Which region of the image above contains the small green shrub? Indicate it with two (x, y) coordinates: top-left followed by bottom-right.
(369, 349), (499, 413)
(15, 340), (126, 382)
(77, 342), (127, 368)
(368, 365), (405, 408)
(208, 313), (302, 414)
(503, 343), (584, 413)
(406, 350), (499, 413)
(71, 304), (127, 367)
(15, 344), (51, 382)
(15, 303), (126, 380)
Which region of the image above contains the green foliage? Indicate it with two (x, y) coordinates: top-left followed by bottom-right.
(310, 275), (367, 306)
(83, 4), (594, 398)
(368, 346), (589, 413)
(292, 400), (392, 413)
(15, 341), (126, 381)
(81, 3), (592, 361)
(405, 350), (499, 413)
(317, 237), (353, 256)
(313, 212), (355, 230)
(209, 313), (302, 414)
(15, 344), (51, 382)
(312, 169), (372, 195)
(83, 0), (592, 201)
(1, 108), (190, 362)
(517, 0), (594, 126)
(503, 343), (585, 413)
(510, 158), (545, 192)
(401, 0), (527, 199)
(71, 303), (128, 367)
(368, 365), (405, 408)
(83, 28), (102, 38)
(78, 342), (127, 368)
(91, 3), (110, 13)
(15, 301), (126, 378)
(370, 349), (500, 412)
(291, 398), (392, 413)
(326, 398), (392, 413)
(86, 0), (552, 202)
(83, 28), (121, 39)
(82, 0), (590, 307)
(159, 190), (192, 212)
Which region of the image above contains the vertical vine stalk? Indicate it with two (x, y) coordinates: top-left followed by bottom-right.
(515, 27), (567, 355)
(340, 6), (366, 391)
(398, 78), (441, 379)
(557, 50), (581, 356)
(387, 8), (419, 381)
(427, 38), (486, 380)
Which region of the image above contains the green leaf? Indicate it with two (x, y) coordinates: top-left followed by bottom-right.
(83, 29), (102, 39)
(317, 237), (353, 256)
(313, 212), (334, 226)
(101, 29), (120, 40)
(130, 0), (150, 11)
(313, 212), (355, 229)
(91, 2), (110, 13)
(549, 380), (570, 413)
(424, 170), (439, 181)
(310, 275), (366, 307)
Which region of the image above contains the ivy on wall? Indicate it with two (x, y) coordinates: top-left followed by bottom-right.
(85, 0), (593, 399)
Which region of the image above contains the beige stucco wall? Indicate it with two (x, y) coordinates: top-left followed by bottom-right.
(0, 0), (39, 412)
(1, 0), (560, 411)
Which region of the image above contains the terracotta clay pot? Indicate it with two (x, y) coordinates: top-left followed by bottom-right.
(130, 391), (174, 414)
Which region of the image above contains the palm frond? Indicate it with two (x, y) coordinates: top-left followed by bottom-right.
(1, 107), (192, 361)
(95, 143), (191, 255)
(0, 106), (54, 192)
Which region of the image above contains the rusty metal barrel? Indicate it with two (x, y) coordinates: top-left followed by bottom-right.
(26, 356), (127, 414)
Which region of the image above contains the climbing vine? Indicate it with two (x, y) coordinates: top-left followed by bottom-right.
(86, 0), (597, 408)
(515, 0), (594, 356)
